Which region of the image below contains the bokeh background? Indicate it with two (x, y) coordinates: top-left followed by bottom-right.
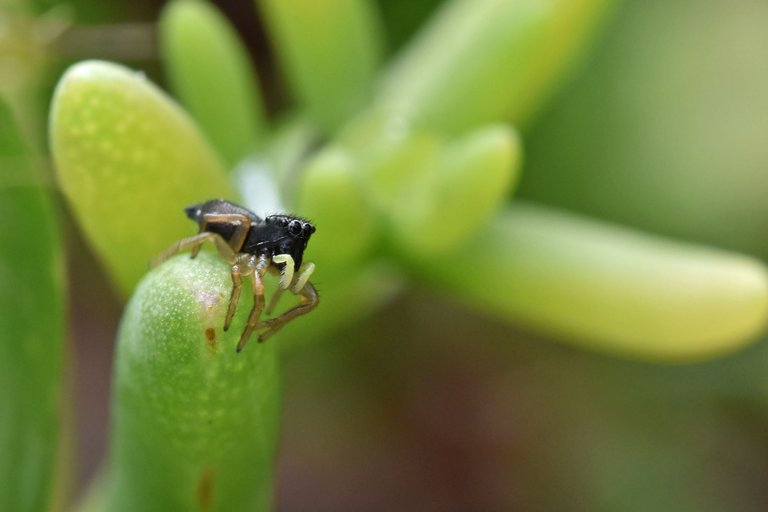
(4, 0), (768, 510)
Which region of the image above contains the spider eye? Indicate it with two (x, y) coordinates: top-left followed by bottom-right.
(302, 224), (314, 236)
(288, 220), (302, 236)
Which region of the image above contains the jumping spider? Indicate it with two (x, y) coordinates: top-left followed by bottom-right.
(153, 199), (318, 352)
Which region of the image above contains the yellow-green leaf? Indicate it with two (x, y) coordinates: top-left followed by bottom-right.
(50, 60), (235, 296)
(161, 0), (268, 167)
(422, 203), (768, 361)
(378, 0), (616, 133)
(258, 0), (382, 132)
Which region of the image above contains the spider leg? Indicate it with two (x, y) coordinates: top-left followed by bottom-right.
(257, 280), (319, 343)
(265, 261), (314, 315)
(236, 255), (268, 352)
(265, 287), (284, 316)
(224, 264), (243, 331)
(193, 213), (252, 257)
(150, 231), (236, 268)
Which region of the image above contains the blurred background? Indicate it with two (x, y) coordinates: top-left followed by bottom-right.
(4, 0), (768, 510)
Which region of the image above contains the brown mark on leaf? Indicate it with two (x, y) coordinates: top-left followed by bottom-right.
(204, 327), (217, 354)
(197, 466), (215, 510)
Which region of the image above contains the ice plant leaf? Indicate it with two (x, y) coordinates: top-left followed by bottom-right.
(50, 60), (234, 296)
(393, 124), (522, 256)
(421, 203), (768, 361)
(161, 0), (268, 167)
(296, 147), (376, 266)
(259, 0), (382, 131)
(0, 99), (65, 512)
(378, 0), (615, 133)
(108, 253), (279, 512)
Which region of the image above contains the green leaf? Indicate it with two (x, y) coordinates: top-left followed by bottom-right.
(107, 253), (279, 512)
(377, 0), (616, 133)
(50, 60), (235, 296)
(160, 0), (268, 167)
(334, 109), (443, 211)
(420, 203), (768, 361)
(295, 147), (376, 266)
(0, 99), (66, 512)
(335, 114), (522, 258)
(258, 0), (383, 131)
(392, 124), (522, 256)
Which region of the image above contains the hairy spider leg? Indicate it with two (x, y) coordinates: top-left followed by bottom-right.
(236, 254), (269, 352)
(192, 213), (252, 257)
(150, 231), (236, 268)
(225, 252), (267, 331)
(266, 260), (315, 314)
(257, 281), (319, 343)
(224, 256), (245, 331)
(265, 286), (284, 316)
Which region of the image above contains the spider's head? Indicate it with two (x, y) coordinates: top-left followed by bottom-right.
(264, 215), (316, 270)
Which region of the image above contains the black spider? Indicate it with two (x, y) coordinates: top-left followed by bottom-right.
(153, 199), (318, 352)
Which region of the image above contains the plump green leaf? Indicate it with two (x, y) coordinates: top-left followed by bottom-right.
(50, 60), (234, 296)
(392, 124), (522, 256)
(161, 0), (268, 167)
(296, 147), (376, 266)
(108, 253), (279, 512)
(335, 114), (522, 258)
(0, 99), (66, 512)
(377, 0), (616, 133)
(420, 203), (768, 361)
(258, 0), (383, 131)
